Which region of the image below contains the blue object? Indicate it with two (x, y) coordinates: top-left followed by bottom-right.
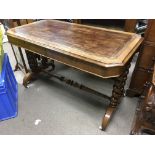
(0, 53), (18, 121)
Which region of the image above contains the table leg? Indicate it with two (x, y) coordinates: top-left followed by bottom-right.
(101, 63), (131, 130)
(23, 51), (55, 87)
(18, 47), (29, 73)
(10, 44), (20, 72)
(22, 51), (39, 88)
(23, 72), (34, 88)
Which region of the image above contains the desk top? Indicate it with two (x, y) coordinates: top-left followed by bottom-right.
(7, 20), (142, 67)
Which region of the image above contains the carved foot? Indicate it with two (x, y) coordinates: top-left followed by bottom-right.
(23, 72), (34, 88)
(100, 106), (116, 131)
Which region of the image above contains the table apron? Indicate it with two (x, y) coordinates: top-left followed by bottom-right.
(7, 36), (124, 79)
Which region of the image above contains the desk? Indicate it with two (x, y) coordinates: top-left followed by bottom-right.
(7, 20), (142, 130)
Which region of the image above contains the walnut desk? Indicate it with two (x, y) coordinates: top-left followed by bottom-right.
(7, 20), (143, 130)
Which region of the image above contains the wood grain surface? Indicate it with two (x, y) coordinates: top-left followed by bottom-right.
(7, 20), (142, 67)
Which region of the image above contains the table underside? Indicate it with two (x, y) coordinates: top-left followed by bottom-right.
(8, 35), (127, 78)
(10, 45), (133, 130)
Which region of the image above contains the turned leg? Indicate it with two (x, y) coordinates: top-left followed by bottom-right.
(101, 63), (131, 131)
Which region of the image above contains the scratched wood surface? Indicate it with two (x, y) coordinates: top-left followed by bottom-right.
(7, 20), (142, 67)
